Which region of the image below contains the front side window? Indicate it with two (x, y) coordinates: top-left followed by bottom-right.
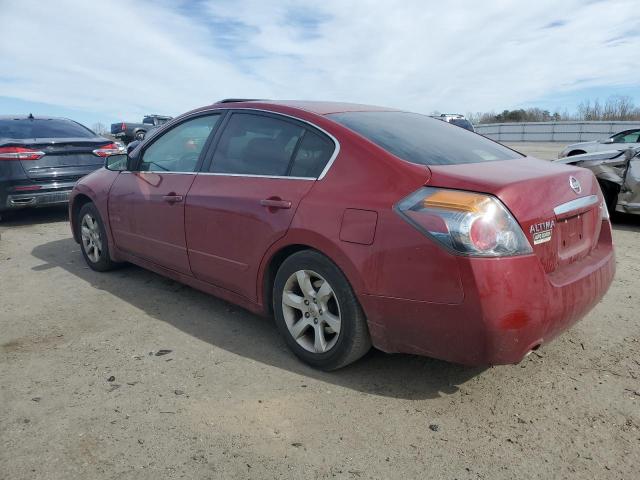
(210, 113), (305, 176)
(139, 114), (221, 172)
(328, 111), (521, 166)
(612, 130), (640, 143)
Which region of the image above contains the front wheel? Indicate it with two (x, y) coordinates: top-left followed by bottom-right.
(77, 202), (119, 272)
(273, 250), (371, 370)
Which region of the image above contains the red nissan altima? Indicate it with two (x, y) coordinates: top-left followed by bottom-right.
(69, 100), (615, 370)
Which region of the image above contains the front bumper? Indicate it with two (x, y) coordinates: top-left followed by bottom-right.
(360, 221), (615, 366)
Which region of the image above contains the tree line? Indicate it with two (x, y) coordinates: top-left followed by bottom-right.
(464, 95), (640, 124)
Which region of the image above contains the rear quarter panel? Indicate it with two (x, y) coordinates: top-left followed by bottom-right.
(256, 123), (465, 308)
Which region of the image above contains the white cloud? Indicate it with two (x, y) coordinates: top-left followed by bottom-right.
(0, 0), (638, 122)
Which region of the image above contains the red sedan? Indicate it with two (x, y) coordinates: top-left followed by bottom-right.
(69, 100), (615, 370)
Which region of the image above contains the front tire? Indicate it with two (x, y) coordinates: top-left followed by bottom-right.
(273, 250), (371, 370)
(77, 202), (119, 272)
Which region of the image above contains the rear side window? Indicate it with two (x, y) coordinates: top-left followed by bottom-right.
(0, 119), (96, 139)
(210, 113), (305, 176)
(290, 130), (335, 177)
(328, 111), (521, 166)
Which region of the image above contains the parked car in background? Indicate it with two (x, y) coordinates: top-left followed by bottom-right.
(558, 128), (640, 158)
(0, 114), (122, 219)
(110, 114), (172, 143)
(70, 100), (614, 370)
(431, 114), (475, 132)
(556, 147), (640, 215)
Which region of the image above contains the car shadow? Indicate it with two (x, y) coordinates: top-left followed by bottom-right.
(31, 237), (485, 400)
(0, 206), (68, 228)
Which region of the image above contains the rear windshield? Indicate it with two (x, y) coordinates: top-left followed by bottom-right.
(328, 111), (521, 166)
(449, 118), (474, 131)
(0, 119), (96, 139)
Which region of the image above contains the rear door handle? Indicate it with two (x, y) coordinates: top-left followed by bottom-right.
(163, 194), (183, 203)
(260, 198), (292, 209)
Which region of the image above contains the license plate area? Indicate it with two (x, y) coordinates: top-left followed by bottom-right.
(557, 213), (588, 262)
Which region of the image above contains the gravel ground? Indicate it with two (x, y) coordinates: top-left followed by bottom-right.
(1, 143), (639, 479)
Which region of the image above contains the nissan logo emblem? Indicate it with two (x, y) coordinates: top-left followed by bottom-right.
(569, 176), (581, 194)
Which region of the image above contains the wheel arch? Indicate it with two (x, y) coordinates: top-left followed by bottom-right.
(70, 193), (94, 243)
(567, 149), (587, 157)
(258, 233), (365, 317)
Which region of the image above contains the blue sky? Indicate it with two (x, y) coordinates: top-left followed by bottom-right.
(1, 0), (639, 128)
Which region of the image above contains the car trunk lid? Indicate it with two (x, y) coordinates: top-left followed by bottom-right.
(8, 137), (108, 181)
(428, 157), (604, 273)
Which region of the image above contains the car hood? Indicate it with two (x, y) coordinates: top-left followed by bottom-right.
(566, 140), (599, 149)
(554, 147), (639, 187)
(554, 148), (629, 164)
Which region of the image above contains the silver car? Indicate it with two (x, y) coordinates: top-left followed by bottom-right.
(555, 147), (640, 215)
(558, 128), (640, 158)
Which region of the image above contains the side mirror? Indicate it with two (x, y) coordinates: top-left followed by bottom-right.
(603, 138), (614, 144)
(127, 140), (141, 154)
(104, 153), (129, 171)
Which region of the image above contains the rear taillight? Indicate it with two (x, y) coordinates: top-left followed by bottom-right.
(121, 122), (126, 131)
(395, 187), (533, 257)
(93, 142), (124, 157)
(0, 146), (45, 161)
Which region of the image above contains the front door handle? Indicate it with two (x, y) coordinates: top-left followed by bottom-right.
(163, 194), (184, 204)
(260, 198), (292, 209)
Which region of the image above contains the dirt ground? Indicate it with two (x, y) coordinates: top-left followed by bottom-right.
(1, 143), (639, 479)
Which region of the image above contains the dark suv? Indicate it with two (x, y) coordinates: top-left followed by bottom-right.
(0, 115), (122, 219)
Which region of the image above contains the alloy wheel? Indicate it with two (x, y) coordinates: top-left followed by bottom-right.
(281, 269), (342, 354)
(80, 213), (103, 263)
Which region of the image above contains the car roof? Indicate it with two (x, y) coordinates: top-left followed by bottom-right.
(211, 100), (398, 116)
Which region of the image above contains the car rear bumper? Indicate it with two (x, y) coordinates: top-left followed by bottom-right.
(1, 180), (76, 211)
(360, 221), (615, 366)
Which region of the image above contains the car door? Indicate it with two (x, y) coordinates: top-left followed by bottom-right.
(108, 113), (222, 274)
(185, 111), (337, 301)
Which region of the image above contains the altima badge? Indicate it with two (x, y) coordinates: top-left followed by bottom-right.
(530, 219), (555, 245)
(569, 176), (581, 194)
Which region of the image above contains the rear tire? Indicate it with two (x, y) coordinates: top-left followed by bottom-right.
(77, 202), (119, 272)
(135, 130), (146, 141)
(273, 250), (371, 371)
